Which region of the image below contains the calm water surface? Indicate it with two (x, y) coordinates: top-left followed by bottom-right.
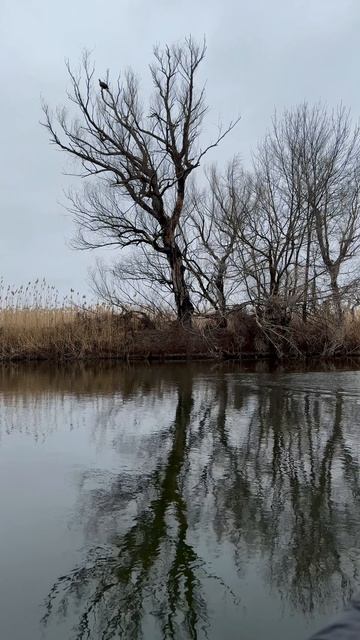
(1, 362), (360, 639)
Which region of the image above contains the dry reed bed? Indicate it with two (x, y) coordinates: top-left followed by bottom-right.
(0, 307), (132, 360)
(0, 306), (237, 361)
(1, 306), (360, 362)
(1, 281), (360, 361)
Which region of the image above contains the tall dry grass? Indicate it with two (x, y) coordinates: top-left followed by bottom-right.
(0, 279), (219, 361)
(0, 279), (136, 361)
(1, 279), (360, 361)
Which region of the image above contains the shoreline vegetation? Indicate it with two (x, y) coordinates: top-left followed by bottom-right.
(1, 282), (360, 362)
(38, 39), (360, 351)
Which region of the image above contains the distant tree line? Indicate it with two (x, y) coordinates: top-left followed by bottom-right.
(43, 38), (360, 330)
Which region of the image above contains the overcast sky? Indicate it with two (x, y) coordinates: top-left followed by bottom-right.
(1, 0), (360, 296)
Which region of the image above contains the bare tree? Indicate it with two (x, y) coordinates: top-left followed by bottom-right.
(231, 123), (306, 325)
(233, 104), (360, 329)
(298, 104), (360, 318)
(42, 38), (237, 325)
(183, 160), (248, 323)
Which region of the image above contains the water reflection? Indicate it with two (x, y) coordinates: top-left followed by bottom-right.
(2, 363), (360, 639)
(42, 371), (220, 639)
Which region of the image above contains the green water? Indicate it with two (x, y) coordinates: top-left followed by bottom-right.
(1, 361), (360, 639)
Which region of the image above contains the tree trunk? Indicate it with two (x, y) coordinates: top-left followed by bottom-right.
(329, 267), (342, 320)
(214, 263), (227, 328)
(269, 262), (277, 297)
(310, 268), (317, 313)
(302, 226), (312, 322)
(165, 238), (194, 326)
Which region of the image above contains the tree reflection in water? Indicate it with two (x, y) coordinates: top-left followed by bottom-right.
(39, 365), (360, 639)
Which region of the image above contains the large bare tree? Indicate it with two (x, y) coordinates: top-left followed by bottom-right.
(235, 104), (360, 325)
(43, 38), (236, 325)
(184, 160), (249, 320)
(298, 104), (360, 318)
(231, 128), (306, 323)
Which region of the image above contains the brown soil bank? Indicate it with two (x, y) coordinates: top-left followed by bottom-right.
(1, 308), (360, 362)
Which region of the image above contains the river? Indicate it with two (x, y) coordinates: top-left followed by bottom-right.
(1, 361), (360, 639)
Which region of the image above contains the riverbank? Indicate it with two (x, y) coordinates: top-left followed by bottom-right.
(0, 307), (360, 362)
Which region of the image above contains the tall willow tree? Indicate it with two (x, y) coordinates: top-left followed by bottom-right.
(43, 39), (236, 325)
(233, 104), (360, 322)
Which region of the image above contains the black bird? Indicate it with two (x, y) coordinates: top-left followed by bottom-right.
(99, 78), (109, 91)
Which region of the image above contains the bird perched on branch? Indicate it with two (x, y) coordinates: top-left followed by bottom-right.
(99, 78), (109, 91)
